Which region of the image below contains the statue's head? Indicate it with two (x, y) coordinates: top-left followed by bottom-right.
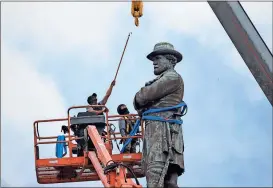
(147, 42), (183, 75)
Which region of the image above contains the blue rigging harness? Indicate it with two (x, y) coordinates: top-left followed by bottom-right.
(120, 101), (188, 153)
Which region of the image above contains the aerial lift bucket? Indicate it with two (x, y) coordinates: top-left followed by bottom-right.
(33, 105), (144, 186)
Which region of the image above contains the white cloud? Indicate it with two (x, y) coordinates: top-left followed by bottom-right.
(1, 43), (55, 185)
(1, 43), (99, 186)
(2, 2), (127, 64)
(144, 2), (228, 46)
(145, 2), (272, 67)
(1, 44), (66, 121)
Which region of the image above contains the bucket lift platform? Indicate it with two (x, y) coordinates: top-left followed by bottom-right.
(33, 105), (144, 187)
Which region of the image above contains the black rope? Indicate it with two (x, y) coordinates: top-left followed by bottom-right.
(105, 160), (115, 167)
(119, 163), (140, 185)
(104, 162), (118, 174)
(103, 162), (140, 185)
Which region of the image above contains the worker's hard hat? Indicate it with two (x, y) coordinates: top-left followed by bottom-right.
(147, 42), (183, 63)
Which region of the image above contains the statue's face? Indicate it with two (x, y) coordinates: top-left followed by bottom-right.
(152, 55), (172, 75)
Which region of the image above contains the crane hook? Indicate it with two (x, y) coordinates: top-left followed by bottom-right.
(135, 17), (139, 27)
(131, 0), (143, 27)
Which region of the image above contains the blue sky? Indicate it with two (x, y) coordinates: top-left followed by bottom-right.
(1, 1), (272, 187)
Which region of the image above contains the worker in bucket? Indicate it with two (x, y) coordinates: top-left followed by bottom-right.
(117, 104), (139, 153)
(86, 80), (116, 115)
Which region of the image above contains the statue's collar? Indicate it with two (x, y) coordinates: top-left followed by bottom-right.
(156, 69), (175, 79)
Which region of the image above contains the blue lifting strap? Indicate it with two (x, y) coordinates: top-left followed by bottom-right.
(55, 135), (67, 158)
(120, 101), (187, 153)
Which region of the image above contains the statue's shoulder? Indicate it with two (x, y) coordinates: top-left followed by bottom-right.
(163, 70), (182, 80)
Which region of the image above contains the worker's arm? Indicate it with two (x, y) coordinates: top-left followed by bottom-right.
(118, 119), (127, 144)
(133, 71), (183, 110)
(100, 81), (116, 105)
(118, 119), (126, 137)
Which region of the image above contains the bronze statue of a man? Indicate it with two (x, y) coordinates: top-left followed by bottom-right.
(133, 42), (185, 188)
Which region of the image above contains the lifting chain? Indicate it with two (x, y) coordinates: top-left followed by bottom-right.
(131, 0), (143, 27)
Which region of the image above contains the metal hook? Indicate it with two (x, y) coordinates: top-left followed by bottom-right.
(134, 17), (139, 27)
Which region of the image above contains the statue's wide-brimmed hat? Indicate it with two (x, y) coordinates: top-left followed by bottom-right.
(147, 42), (183, 63)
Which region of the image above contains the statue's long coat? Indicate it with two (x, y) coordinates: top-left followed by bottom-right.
(133, 69), (185, 177)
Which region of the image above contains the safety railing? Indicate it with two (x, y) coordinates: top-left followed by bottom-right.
(105, 114), (143, 140)
(67, 105), (144, 156)
(33, 104), (144, 159)
(33, 118), (83, 160)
